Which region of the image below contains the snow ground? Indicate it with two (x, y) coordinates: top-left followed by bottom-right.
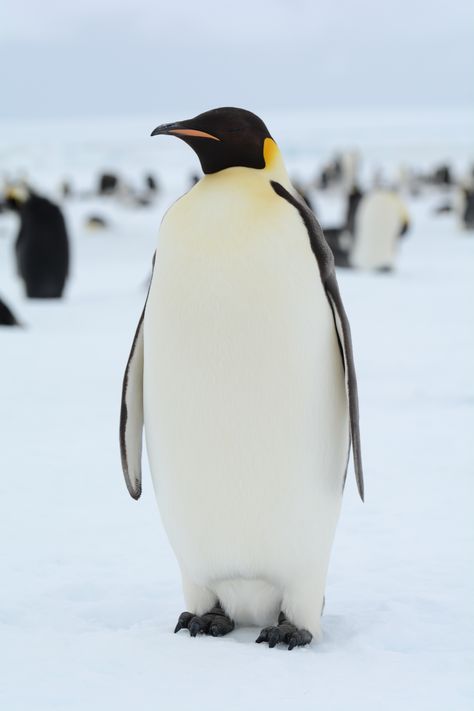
(0, 112), (473, 710)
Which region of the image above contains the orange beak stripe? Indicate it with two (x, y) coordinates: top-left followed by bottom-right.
(169, 128), (220, 141)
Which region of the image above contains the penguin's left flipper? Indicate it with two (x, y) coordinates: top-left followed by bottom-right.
(174, 605), (235, 637)
(119, 253), (156, 500)
(270, 181), (364, 502)
(256, 613), (312, 650)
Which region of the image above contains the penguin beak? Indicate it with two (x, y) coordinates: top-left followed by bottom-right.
(151, 122), (220, 141)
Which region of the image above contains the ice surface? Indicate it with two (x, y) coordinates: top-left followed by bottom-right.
(0, 111), (473, 710)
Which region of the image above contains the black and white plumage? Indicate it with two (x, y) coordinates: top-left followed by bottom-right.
(120, 108), (363, 649)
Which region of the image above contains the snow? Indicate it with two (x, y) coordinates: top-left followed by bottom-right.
(0, 110), (473, 710)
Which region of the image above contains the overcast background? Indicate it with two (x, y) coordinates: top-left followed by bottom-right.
(1, 0), (473, 120)
(1, 2), (474, 709)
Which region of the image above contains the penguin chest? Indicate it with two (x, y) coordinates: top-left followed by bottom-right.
(143, 180), (348, 572)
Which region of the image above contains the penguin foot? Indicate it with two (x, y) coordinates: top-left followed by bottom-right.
(174, 604), (234, 637)
(255, 612), (312, 650)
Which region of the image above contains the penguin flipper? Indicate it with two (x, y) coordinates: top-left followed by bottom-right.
(120, 306), (145, 499)
(119, 254), (155, 500)
(324, 273), (364, 502)
(270, 181), (364, 501)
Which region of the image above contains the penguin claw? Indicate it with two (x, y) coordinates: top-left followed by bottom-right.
(189, 617), (204, 637)
(268, 629), (280, 648)
(209, 623), (225, 637)
(255, 616), (312, 650)
(287, 630), (311, 650)
(174, 611), (194, 633)
(174, 607), (234, 638)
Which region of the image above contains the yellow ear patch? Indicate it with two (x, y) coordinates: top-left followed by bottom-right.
(263, 138), (279, 168)
(5, 186), (28, 203)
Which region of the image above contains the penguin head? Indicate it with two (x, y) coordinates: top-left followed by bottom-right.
(4, 184), (30, 211)
(151, 107), (275, 175)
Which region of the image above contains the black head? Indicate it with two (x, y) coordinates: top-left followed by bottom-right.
(151, 107), (272, 175)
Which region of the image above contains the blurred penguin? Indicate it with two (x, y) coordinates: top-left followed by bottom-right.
(6, 186), (70, 298)
(456, 185), (474, 230)
(60, 179), (73, 199)
(85, 214), (109, 230)
(316, 154), (343, 190)
(0, 295), (20, 326)
(98, 173), (120, 196)
(432, 164), (453, 187)
(145, 173), (159, 194)
(350, 190), (410, 272)
(341, 151), (359, 191)
(345, 185), (364, 235)
(323, 185), (364, 268)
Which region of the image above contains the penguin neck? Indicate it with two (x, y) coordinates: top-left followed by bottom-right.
(262, 138), (292, 186)
(262, 138), (292, 188)
(199, 138), (292, 192)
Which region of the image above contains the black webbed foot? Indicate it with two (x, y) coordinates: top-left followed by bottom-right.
(174, 604), (234, 637)
(256, 612), (312, 650)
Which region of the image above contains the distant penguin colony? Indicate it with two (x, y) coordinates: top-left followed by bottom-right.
(8, 189), (70, 298)
(120, 107), (364, 650)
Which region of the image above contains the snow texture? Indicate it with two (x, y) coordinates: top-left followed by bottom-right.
(0, 110), (473, 710)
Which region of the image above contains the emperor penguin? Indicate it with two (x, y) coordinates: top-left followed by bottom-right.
(120, 108), (364, 650)
(350, 190), (410, 272)
(6, 186), (70, 298)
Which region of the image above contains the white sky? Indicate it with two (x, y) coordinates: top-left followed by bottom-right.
(1, 0), (473, 119)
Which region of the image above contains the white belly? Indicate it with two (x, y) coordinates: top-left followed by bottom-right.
(143, 171), (349, 626)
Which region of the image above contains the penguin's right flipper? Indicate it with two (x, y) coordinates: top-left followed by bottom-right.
(120, 306), (145, 499)
(119, 253), (155, 499)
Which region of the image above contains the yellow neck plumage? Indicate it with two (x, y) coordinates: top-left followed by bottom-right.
(262, 138), (291, 186)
